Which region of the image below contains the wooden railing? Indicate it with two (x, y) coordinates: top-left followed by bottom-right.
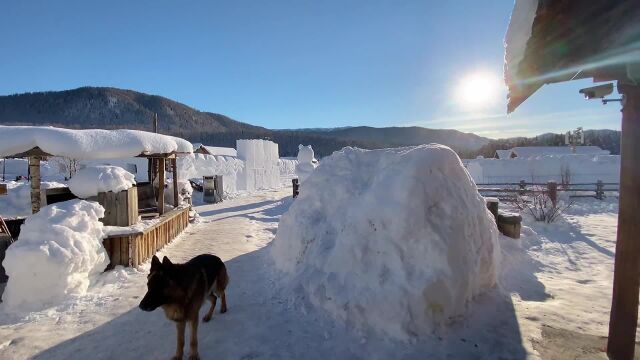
(476, 180), (619, 201)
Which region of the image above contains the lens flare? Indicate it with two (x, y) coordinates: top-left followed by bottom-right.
(455, 72), (501, 108)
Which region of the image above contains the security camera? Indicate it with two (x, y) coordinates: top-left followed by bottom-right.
(579, 83), (614, 100)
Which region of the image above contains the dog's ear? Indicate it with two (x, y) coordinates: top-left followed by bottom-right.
(162, 256), (173, 266)
(151, 255), (161, 269)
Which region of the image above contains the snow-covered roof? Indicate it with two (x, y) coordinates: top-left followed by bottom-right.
(194, 144), (237, 157)
(0, 126), (193, 159)
(495, 150), (514, 159)
(511, 146), (609, 158)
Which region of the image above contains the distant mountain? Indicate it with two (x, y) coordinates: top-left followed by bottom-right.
(295, 126), (490, 151)
(4, 87), (615, 158)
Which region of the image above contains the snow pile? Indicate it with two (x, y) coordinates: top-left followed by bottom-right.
(0, 126), (193, 160)
(295, 144), (318, 182)
(0, 181), (67, 218)
(467, 155), (620, 184)
(178, 153), (245, 193)
(68, 166), (136, 198)
(1, 200), (109, 311)
(272, 145), (499, 340)
(237, 139), (280, 191)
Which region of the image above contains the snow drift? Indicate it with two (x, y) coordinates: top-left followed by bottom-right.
(272, 145), (499, 340)
(68, 166), (136, 198)
(1, 200), (109, 311)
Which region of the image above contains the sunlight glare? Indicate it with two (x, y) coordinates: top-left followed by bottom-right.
(455, 72), (501, 108)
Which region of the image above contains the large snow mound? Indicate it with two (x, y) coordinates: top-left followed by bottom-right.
(272, 145), (499, 340)
(0, 126), (193, 159)
(68, 166), (136, 198)
(1, 200), (109, 311)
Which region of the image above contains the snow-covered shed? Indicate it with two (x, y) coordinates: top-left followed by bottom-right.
(193, 144), (237, 157)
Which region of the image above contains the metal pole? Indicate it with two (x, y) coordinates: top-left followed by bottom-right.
(607, 82), (640, 360)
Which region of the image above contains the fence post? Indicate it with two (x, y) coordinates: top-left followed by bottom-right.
(292, 178), (299, 198)
(547, 181), (558, 207)
(596, 180), (604, 200)
(519, 180), (526, 196)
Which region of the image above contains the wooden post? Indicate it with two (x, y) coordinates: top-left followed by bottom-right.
(546, 181), (557, 207)
(28, 156), (41, 214)
(153, 113), (158, 133)
(596, 180), (604, 200)
(292, 178), (299, 198)
(172, 158), (179, 207)
(147, 157), (153, 183)
(158, 158), (165, 215)
(485, 197), (499, 221)
(519, 180), (526, 196)
(608, 83), (640, 360)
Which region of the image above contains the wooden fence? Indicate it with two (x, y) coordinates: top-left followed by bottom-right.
(102, 206), (190, 269)
(477, 180), (619, 202)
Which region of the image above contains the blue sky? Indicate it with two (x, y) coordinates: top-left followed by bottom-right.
(0, 0), (622, 138)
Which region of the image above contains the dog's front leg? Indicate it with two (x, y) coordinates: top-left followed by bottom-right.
(188, 316), (200, 360)
(172, 321), (186, 360)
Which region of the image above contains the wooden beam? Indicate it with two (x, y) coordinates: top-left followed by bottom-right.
(607, 82), (640, 360)
(28, 156), (41, 214)
(172, 158), (179, 207)
(158, 158), (165, 215)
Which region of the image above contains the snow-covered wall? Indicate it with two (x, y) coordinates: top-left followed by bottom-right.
(467, 155), (620, 184)
(178, 153), (244, 193)
(236, 139), (280, 191)
(272, 145), (499, 340)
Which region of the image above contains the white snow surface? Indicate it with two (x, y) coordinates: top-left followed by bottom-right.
(0, 188), (628, 359)
(68, 166), (136, 198)
(0, 126), (193, 159)
(236, 139), (280, 191)
(0, 181), (67, 218)
(2, 200), (109, 312)
(272, 145), (500, 340)
(178, 153), (244, 193)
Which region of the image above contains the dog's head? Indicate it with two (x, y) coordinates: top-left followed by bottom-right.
(139, 255), (184, 312)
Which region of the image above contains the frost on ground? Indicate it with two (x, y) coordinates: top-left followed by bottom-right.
(2, 200), (109, 312)
(68, 166), (136, 198)
(273, 145), (499, 340)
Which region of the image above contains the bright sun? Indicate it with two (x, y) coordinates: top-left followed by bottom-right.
(455, 72), (501, 108)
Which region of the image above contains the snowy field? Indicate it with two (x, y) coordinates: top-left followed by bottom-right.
(0, 186), (627, 359)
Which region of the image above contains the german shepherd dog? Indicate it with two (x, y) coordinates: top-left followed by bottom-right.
(139, 254), (229, 360)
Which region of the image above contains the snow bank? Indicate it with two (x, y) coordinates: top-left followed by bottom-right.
(1, 200), (109, 311)
(467, 155), (620, 184)
(68, 166), (136, 198)
(272, 145), (499, 340)
(295, 145), (317, 182)
(0, 181), (67, 218)
(0, 126), (193, 159)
